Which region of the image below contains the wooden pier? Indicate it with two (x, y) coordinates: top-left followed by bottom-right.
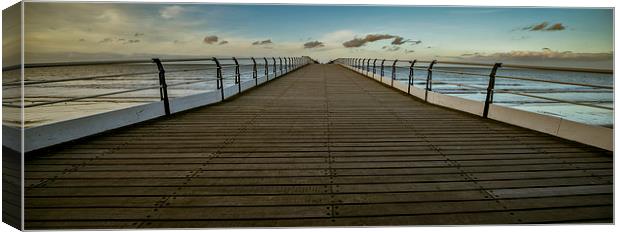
(24, 64), (613, 229)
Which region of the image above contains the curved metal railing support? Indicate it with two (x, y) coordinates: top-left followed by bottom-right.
(391, 59), (398, 86)
(424, 60), (437, 102)
(408, 60), (417, 94)
(263, 57), (269, 81)
(483, 63), (502, 118)
(272, 57), (277, 77)
(232, 57), (241, 93)
(380, 59), (386, 82)
(251, 57), (258, 86)
(152, 58), (171, 116)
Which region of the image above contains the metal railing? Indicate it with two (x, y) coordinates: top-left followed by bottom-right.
(2, 56), (311, 116)
(335, 57), (613, 118)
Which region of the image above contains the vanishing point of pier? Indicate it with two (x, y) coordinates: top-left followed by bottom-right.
(24, 64), (612, 228)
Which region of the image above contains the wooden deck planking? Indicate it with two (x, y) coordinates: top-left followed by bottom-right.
(24, 64), (612, 229)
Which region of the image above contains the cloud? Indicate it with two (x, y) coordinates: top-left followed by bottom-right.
(520, 22), (566, 31)
(343, 34), (419, 48)
(303, 41), (325, 49)
(126, 39), (140, 44)
(78, 38), (86, 42)
(382, 45), (401, 52)
(459, 48), (612, 62)
(218, 40), (228, 45)
(160, 6), (183, 19)
(134, 33), (144, 37)
(391, 36), (408, 45)
(343, 34), (397, 47)
(405, 49), (415, 53)
(546, 23), (566, 31)
(203, 35), (219, 44)
(252, 39), (273, 45)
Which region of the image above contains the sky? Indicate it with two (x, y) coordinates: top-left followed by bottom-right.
(4, 2), (614, 68)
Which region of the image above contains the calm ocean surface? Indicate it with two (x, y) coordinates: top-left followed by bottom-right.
(2, 63), (613, 128)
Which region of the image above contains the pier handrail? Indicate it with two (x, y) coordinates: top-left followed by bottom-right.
(335, 57), (613, 118)
(2, 56), (311, 114)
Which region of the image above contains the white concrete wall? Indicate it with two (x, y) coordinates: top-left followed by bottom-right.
(339, 63), (613, 151)
(488, 104), (613, 151)
(24, 101), (165, 152)
(14, 63), (309, 153)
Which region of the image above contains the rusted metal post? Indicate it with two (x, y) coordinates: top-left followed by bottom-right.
(424, 60), (437, 102)
(232, 57), (241, 93)
(483, 63), (502, 118)
(391, 59), (398, 86)
(212, 57), (224, 100)
(408, 60), (417, 94)
(152, 58), (170, 116)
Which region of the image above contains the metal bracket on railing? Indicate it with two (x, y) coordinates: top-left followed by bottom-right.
(272, 57), (277, 77)
(424, 60), (437, 102)
(212, 57), (224, 100)
(408, 60), (417, 94)
(251, 57), (258, 86)
(152, 58), (171, 116)
(391, 59), (398, 86)
(232, 57), (241, 93)
(483, 62), (502, 118)
(263, 57), (269, 81)
(380, 59), (386, 82)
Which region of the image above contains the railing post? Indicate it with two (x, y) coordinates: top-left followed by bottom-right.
(284, 57), (288, 73)
(232, 57), (241, 93)
(366, 58), (371, 75)
(152, 58), (171, 116)
(278, 57), (283, 75)
(372, 59), (377, 77)
(380, 59), (386, 82)
(272, 57), (277, 77)
(424, 60), (437, 102)
(251, 57), (258, 86)
(391, 59), (398, 86)
(483, 63), (502, 118)
(263, 57), (269, 81)
(408, 60), (416, 94)
(212, 57), (224, 101)
(361, 58), (365, 73)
